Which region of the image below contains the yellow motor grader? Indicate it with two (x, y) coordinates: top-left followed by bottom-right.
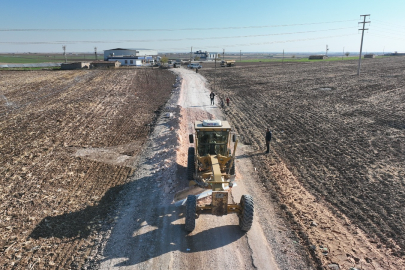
(180, 119), (254, 232)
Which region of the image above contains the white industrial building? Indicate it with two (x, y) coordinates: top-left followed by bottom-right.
(194, 50), (220, 60)
(104, 48), (158, 66)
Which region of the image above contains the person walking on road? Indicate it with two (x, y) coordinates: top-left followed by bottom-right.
(226, 97), (230, 106)
(266, 128), (272, 153)
(210, 91), (215, 105)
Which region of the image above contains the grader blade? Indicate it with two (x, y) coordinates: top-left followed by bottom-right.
(174, 189), (212, 206)
(174, 186), (206, 203)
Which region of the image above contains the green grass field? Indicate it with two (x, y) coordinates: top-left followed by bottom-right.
(0, 67), (61, 70)
(0, 54), (100, 64)
(239, 56), (374, 63)
(0, 53), (387, 65)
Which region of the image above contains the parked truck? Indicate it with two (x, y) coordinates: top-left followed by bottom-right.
(221, 60), (235, 67)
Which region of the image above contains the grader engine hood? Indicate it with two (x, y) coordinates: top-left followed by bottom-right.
(210, 155), (222, 183)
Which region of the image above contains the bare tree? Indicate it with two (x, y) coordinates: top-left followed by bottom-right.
(160, 57), (168, 64)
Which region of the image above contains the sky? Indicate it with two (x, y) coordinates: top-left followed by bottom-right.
(0, 0), (404, 53)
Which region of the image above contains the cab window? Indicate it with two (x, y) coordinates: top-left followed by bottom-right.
(197, 131), (228, 156)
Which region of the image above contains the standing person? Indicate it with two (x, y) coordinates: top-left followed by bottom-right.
(265, 128), (272, 153)
(226, 97), (230, 106)
(210, 91), (215, 105)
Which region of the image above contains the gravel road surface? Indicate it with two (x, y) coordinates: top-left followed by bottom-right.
(94, 68), (312, 269)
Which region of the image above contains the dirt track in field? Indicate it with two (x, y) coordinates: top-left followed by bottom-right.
(200, 57), (405, 269)
(0, 69), (175, 268)
(95, 68), (311, 270)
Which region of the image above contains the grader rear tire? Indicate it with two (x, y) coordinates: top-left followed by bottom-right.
(187, 147), (195, 180)
(185, 195), (197, 232)
(239, 195), (254, 231)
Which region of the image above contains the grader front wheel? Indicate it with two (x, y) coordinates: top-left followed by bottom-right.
(185, 195), (197, 232)
(239, 195), (254, 231)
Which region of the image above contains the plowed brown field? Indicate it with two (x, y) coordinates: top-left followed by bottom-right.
(0, 69), (175, 268)
(201, 57), (405, 269)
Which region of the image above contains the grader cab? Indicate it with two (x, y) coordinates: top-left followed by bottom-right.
(183, 119), (254, 232)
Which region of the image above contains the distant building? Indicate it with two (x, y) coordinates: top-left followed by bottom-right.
(364, 54), (376, 58)
(309, 55), (327, 60)
(104, 48), (158, 66)
(90, 61), (121, 68)
(61, 62), (90, 70)
(208, 52), (220, 60)
(194, 50), (220, 60)
(389, 51), (405, 56)
(107, 57), (144, 66)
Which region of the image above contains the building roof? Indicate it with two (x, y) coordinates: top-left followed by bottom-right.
(91, 61), (118, 63)
(107, 48), (153, 51)
(108, 57), (140, 59)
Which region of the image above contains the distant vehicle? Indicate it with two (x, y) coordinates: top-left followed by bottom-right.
(174, 62), (181, 68)
(221, 60), (235, 67)
(188, 63), (202, 69)
(167, 60), (176, 68)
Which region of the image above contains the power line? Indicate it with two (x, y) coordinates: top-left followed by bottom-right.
(372, 25), (405, 32)
(0, 33), (357, 51)
(0, 27), (356, 45)
(0, 19), (357, 32)
(155, 33), (358, 51)
(373, 19), (405, 29)
(370, 26), (405, 35)
(368, 33), (405, 41)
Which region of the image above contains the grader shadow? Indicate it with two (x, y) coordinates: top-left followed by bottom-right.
(30, 170), (245, 267)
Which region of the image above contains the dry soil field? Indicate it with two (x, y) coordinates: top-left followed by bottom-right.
(200, 57), (405, 269)
(0, 68), (175, 268)
(1, 58), (404, 270)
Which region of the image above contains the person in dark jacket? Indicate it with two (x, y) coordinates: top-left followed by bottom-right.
(266, 128), (272, 153)
(210, 91), (215, 105)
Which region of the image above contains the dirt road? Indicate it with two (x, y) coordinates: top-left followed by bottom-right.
(94, 68), (312, 269)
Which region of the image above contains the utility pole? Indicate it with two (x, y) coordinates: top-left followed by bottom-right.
(282, 49), (284, 64)
(357, 14), (370, 76)
(214, 56), (217, 91)
(342, 47), (344, 60)
(190, 46), (192, 63)
(94, 47), (97, 60)
(222, 49), (225, 61)
(62, 45), (67, 63)
(326, 45), (329, 56)
(240, 50), (241, 62)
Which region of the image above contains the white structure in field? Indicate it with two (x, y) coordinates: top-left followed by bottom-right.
(194, 50), (220, 60)
(104, 48), (158, 66)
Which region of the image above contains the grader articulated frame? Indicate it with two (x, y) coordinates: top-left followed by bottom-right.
(183, 120), (254, 232)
